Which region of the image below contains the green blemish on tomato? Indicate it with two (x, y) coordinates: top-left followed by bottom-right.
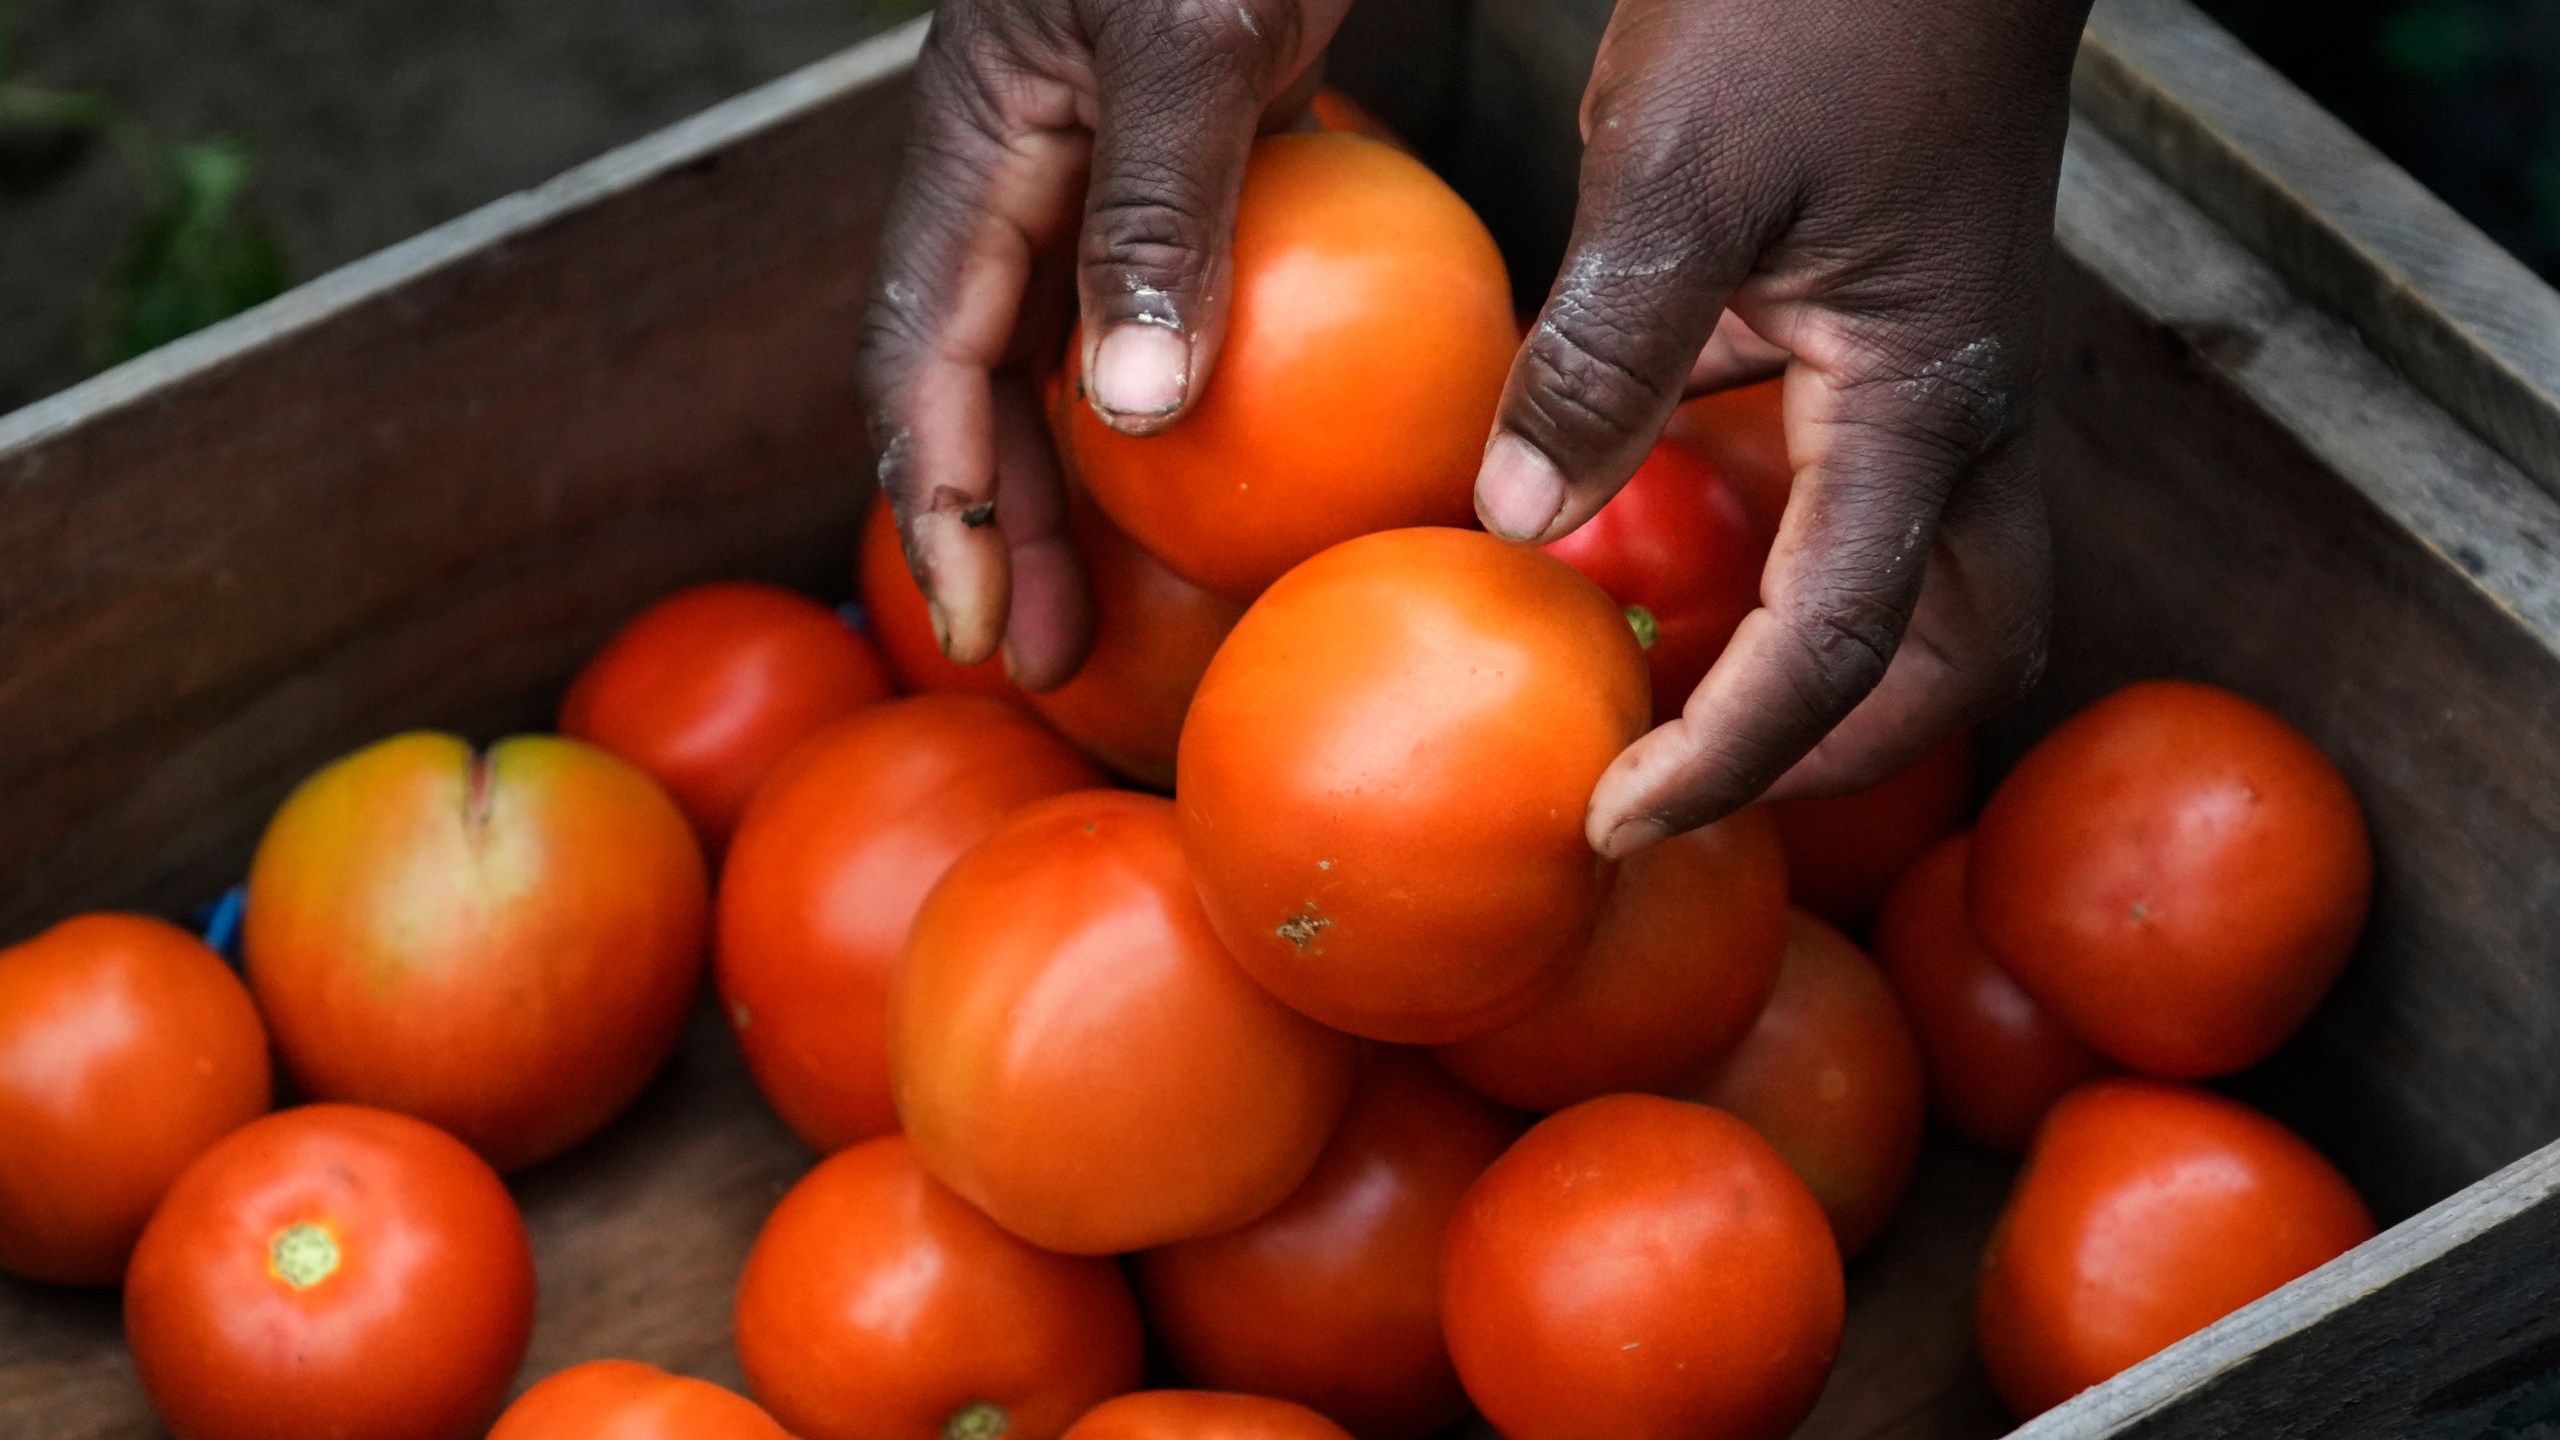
(268, 1223), (341, 1290)
(945, 1402), (1010, 1440)
(1624, 604), (1659, 650)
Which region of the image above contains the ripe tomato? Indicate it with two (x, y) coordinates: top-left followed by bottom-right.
(1179, 528), (1648, 1043)
(1873, 833), (2110, 1152)
(734, 1135), (1143, 1440)
(859, 499), (1017, 698)
(716, 695), (1101, 1152)
(1306, 88), (1407, 151)
(1064, 1392), (1356, 1440)
(1432, 807), (1788, 1112)
(559, 581), (893, 847)
(1542, 437), (1771, 726)
(1769, 729), (1971, 934)
(489, 1361), (791, 1440)
(893, 790), (1358, 1254)
(1665, 379), (1790, 532)
(1136, 1050), (1519, 1440)
(124, 1104), (536, 1440)
(1977, 1078), (2374, 1418)
(1683, 912), (1927, 1257)
(1059, 135), (1516, 599)
(1442, 1094), (1843, 1440)
(0, 915), (269, 1286)
(1969, 681), (2372, 1078)
(244, 732), (707, 1173)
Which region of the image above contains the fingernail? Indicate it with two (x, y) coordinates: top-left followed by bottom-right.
(1089, 324), (1189, 421)
(926, 599), (954, 658)
(1599, 817), (1671, 860)
(1477, 434), (1567, 542)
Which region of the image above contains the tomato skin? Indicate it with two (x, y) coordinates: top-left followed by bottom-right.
(1306, 88), (1407, 151)
(1874, 834), (2111, 1152)
(489, 1361), (791, 1440)
(1441, 1094), (1843, 1440)
(1178, 528), (1649, 1044)
(1770, 730), (1971, 935)
(1977, 1078), (2374, 1418)
(559, 581), (893, 846)
(734, 1135), (1143, 1440)
(1137, 1050), (1520, 1440)
(1432, 807), (1788, 1112)
(0, 915), (270, 1286)
(893, 790), (1359, 1254)
(1969, 681), (2372, 1078)
(1541, 438), (1771, 726)
(859, 500), (1018, 699)
(716, 695), (1102, 1152)
(1684, 912), (1927, 1258)
(124, 1104), (537, 1440)
(1665, 380), (1790, 533)
(244, 732), (708, 1173)
(1061, 135), (1516, 599)
(1064, 1391), (1357, 1440)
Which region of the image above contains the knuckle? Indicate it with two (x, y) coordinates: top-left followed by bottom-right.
(1780, 584), (1909, 709)
(1515, 307), (1679, 457)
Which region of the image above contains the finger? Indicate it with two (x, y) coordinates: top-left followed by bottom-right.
(990, 368), (1093, 691)
(1685, 309), (1790, 395)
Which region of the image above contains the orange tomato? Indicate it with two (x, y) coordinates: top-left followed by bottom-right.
(716, 695), (1102, 1152)
(1064, 1392), (1356, 1440)
(1769, 729), (1971, 934)
(893, 790), (1358, 1254)
(1665, 379), (1790, 533)
(734, 1135), (1143, 1440)
(1684, 912), (1927, 1257)
(1137, 1050), (1520, 1440)
(0, 915), (269, 1285)
(489, 1361), (791, 1440)
(1873, 833), (2110, 1152)
(1306, 88), (1408, 151)
(1059, 135), (1516, 599)
(124, 1104), (536, 1440)
(859, 499), (1017, 698)
(1442, 1094), (1843, 1440)
(1432, 808), (1788, 1112)
(559, 581), (893, 846)
(1977, 1078), (2374, 1418)
(244, 733), (707, 1173)
(1179, 528), (1648, 1043)
(1969, 681), (2371, 1078)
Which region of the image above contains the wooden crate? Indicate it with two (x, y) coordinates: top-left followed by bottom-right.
(6, 0), (2560, 1434)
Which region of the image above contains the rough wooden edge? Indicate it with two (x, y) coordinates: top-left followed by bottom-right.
(2074, 0), (2560, 499)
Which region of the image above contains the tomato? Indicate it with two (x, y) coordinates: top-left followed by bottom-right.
(1873, 833), (2110, 1152)
(1683, 912), (1927, 1257)
(1306, 88), (1407, 151)
(734, 1135), (1143, 1440)
(717, 695), (1102, 1152)
(1977, 1078), (2374, 1419)
(1432, 807), (1787, 1112)
(893, 790), (1358, 1254)
(1064, 1392), (1356, 1440)
(1542, 438), (1771, 726)
(1441, 1093), (1843, 1440)
(859, 499), (1017, 698)
(489, 1362), (791, 1440)
(1770, 729), (1971, 934)
(1665, 379), (1790, 533)
(0, 915), (269, 1286)
(1137, 1050), (1519, 1440)
(1179, 528), (1648, 1043)
(244, 733), (707, 1173)
(124, 1104), (536, 1440)
(560, 581), (892, 847)
(1969, 681), (2371, 1078)
(1059, 135), (1517, 599)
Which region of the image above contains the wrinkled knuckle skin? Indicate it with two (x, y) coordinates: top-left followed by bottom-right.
(1514, 309), (1676, 464)
(1786, 585), (1909, 714)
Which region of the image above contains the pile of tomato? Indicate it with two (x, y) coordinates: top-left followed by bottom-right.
(0, 118), (2385, 1440)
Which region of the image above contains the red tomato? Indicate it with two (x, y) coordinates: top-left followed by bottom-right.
(0, 915), (270, 1286)
(244, 733), (707, 1173)
(124, 1104), (536, 1440)
(1542, 438), (1771, 726)
(1442, 1094), (1843, 1440)
(1770, 729), (1972, 934)
(1064, 1392), (1356, 1440)
(1432, 807), (1788, 1112)
(716, 695), (1102, 1152)
(559, 581), (893, 846)
(1683, 912), (1927, 1257)
(1874, 833), (2110, 1152)
(859, 499), (1017, 699)
(894, 790), (1358, 1253)
(489, 1361), (791, 1440)
(1178, 528), (1648, 1043)
(1306, 88), (1408, 151)
(1136, 1050), (1519, 1440)
(1059, 135), (1517, 599)
(1969, 681), (2371, 1078)
(1665, 380), (1790, 533)
(734, 1135), (1143, 1440)
(1977, 1078), (2375, 1418)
